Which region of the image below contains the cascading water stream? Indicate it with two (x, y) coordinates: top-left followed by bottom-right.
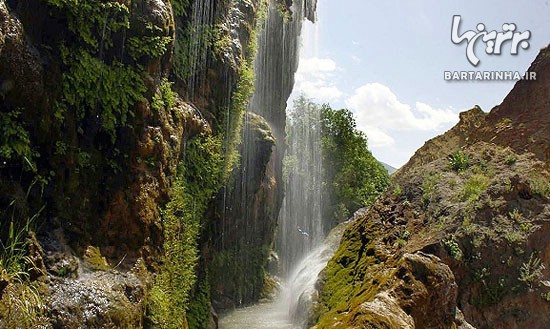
(219, 0), (326, 327)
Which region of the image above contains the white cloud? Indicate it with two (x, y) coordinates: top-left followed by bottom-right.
(293, 57), (343, 103)
(345, 83), (459, 149)
(351, 55), (361, 63)
(297, 57), (337, 74)
(361, 125), (395, 147)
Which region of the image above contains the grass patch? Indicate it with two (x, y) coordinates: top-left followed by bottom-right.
(461, 174), (490, 203)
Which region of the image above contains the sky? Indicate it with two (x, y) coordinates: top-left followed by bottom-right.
(289, 0), (550, 168)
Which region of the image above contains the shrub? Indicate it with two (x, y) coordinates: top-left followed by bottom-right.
(448, 150), (470, 172)
(56, 48), (146, 142)
(151, 79), (178, 112)
(461, 174), (490, 203)
(505, 154), (517, 166)
(443, 238), (462, 259)
(519, 253), (545, 288)
(0, 110), (36, 170)
(529, 174), (550, 198)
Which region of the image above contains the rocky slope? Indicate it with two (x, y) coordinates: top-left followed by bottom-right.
(312, 46), (550, 329)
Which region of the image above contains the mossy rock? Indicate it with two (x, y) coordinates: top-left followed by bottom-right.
(83, 246), (110, 271)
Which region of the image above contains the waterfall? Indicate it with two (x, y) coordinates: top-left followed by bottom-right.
(173, 0), (215, 99)
(280, 222), (347, 327)
(219, 222), (348, 329)
(217, 0), (324, 323)
(277, 98), (323, 276)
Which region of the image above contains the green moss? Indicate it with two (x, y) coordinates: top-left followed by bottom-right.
(187, 276), (212, 329)
(222, 60), (255, 178)
(147, 134), (223, 328)
(314, 220), (390, 327)
(83, 246), (110, 271)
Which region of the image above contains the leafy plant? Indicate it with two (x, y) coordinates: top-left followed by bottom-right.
(0, 110), (36, 171)
(57, 47), (146, 142)
(448, 150), (470, 172)
(443, 238), (462, 259)
(151, 79), (178, 112)
(46, 0), (130, 51)
(508, 208), (522, 221)
(529, 174), (550, 198)
(127, 23), (173, 60)
(519, 253), (545, 288)
(461, 174), (489, 203)
(171, 0), (192, 17)
(505, 154), (517, 165)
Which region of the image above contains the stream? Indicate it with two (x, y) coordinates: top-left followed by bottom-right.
(219, 223), (348, 329)
(218, 301), (300, 329)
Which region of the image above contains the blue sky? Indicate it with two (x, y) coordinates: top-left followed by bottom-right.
(289, 0), (550, 168)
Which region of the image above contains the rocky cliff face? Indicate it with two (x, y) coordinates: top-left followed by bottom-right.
(313, 46), (550, 329)
(0, 0), (314, 327)
(206, 0), (317, 310)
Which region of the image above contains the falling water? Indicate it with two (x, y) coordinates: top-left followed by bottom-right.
(173, 0), (215, 99)
(277, 99), (323, 276)
(219, 0), (328, 327)
(219, 222), (348, 329)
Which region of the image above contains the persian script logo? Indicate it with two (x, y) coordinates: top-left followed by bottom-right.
(451, 15), (531, 66)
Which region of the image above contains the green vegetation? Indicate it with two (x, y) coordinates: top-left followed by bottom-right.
(519, 253), (545, 289)
(505, 154), (517, 166)
(0, 110), (36, 171)
(0, 197), (47, 327)
(285, 96), (390, 224)
(46, 0), (130, 51)
(529, 173), (550, 198)
(448, 150), (470, 172)
(147, 134), (223, 328)
(172, 0), (192, 18)
(461, 173), (490, 203)
(319, 100), (390, 220)
(128, 24), (173, 60)
(186, 276), (212, 329)
(0, 277), (47, 328)
(421, 172), (441, 207)
(56, 47), (146, 141)
(222, 61), (255, 178)
(443, 238), (462, 259)
(152, 79), (178, 112)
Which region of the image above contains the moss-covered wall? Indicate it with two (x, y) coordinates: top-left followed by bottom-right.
(1, 0), (318, 326)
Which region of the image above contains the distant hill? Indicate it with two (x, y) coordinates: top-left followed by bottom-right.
(380, 162), (397, 174)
